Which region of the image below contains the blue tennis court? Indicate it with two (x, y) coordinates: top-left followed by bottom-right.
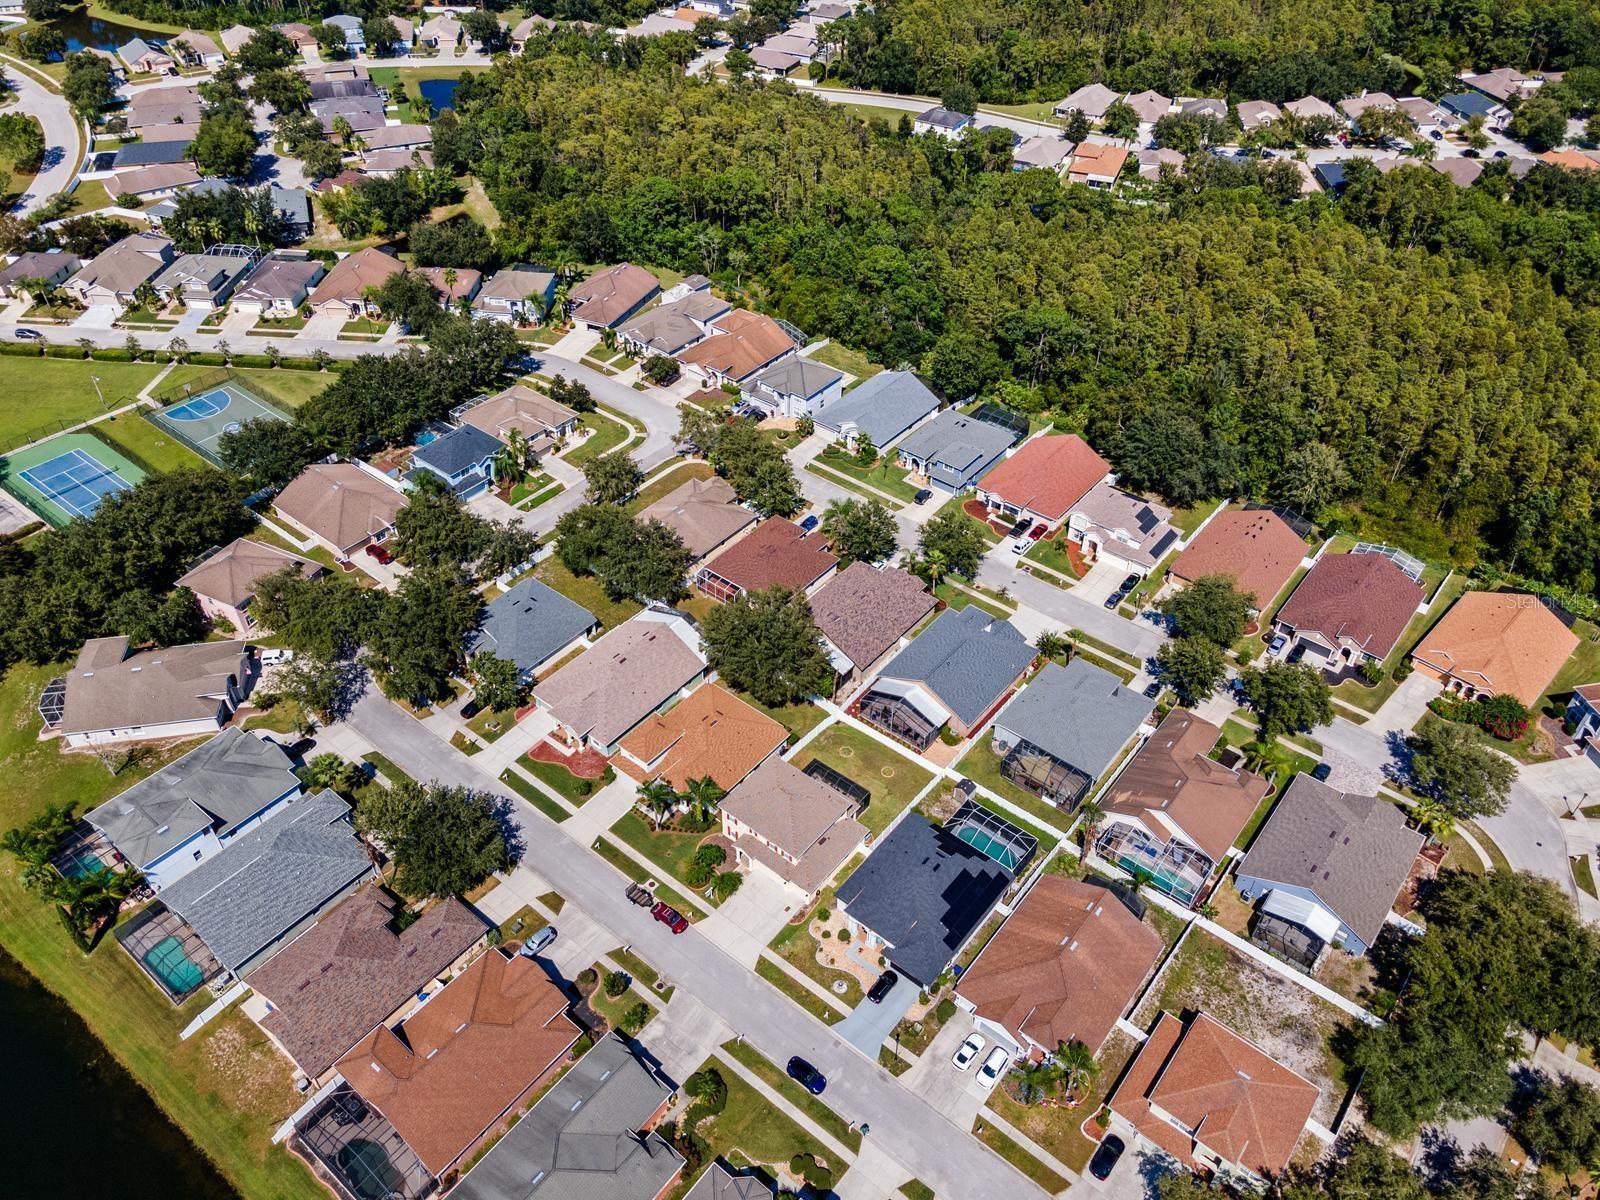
(18, 448), (134, 519)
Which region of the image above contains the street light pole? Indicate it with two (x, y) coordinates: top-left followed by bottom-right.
(91, 374), (106, 410)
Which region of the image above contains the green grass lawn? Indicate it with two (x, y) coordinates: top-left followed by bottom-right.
(793, 723), (933, 837)
(533, 556), (642, 631)
(900, 1182), (936, 1200)
(735, 693), (828, 742)
(523, 755), (608, 803)
(754, 955), (845, 1024)
(627, 462), (716, 514)
(585, 962), (659, 1033)
(362, 751), (419, 789)
(972, 1117), (1070, 1193)
(161, 364), (335, 411)
(719, 1039), (862, 1151)
(465, 706), (516, 743)
(590, 837), (703, 918)
(498, 767), (571, 823)
(692, 1055), (840, 1177)
(813, 446), (921, 503)
(805, 462), (905, 509)
(1170, 498), (1224, 538)
(65, 177), (116, 217)
(562, 410), (631, 467)
(0, 358), (165, 445)
(956, 732), (1073, 836)
(1024, 531), (1083, 580)
(1545, 616), (1600, 700)
(90, 411), (206, 473)
(932, 579), (1013, 619)
(610, 810), (718, 901)
(804, 341), (881, 380)
(931, 494), (1002, 544)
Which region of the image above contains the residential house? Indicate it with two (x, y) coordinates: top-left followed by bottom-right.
(466, 577), (598, 682)
(509, 13), (554, 51)
(835, 813), (1011, 984)
(809, 1), (853, 19)
(1235, 773), (1425, 959)
(958, 875), (1164, 1057)
(1012, 135), (1075, 172)
(125, 85), (204, 132)
(452, 1034), (683, 1200)
(750, 46), (802, 77)
(171, 30), (224, 68)
(0, 249), (81, 299)
(1122, 89), (1173, 135)
(894, 408), (1019, 493)
(159, 791), (373, 977)
(471, 264), (558, 323)
(307, 247), (404, 318)
(858, 606), (1035, 749)
(742, 357), (845, 419)
(1461, 67), (1535, 103)
(1178, 96), (1227, 120)
(762, 32), (820, 62)
(269, 185), (312, 236)
(219, 24), (256, 56)
(1169, 508), (1306, 612)
(386, 13), (415, 45)
(274, 22), (319, 52)
(809, 562), (935, 690)
(363, 147), (435, 175)
(151, 250), (256, 311)
(695, 517), (838, 602)
(63, 233), (177, 307)
(177, 537), (324, 635)
(533, 607), (707, 755)
(1109, 1011), (1319, 1186)
(1397, 95), (1453, 137)
(1338, 91), (1399, 127)
(812, 369), (941, 451)
(1564, 685), (1600, 756)
(416, 266), (481, 308)
(455, 383), (580, 454)
(617, 290), (732, 357)
(1283, 94), (1339, 121)
(103, 162), (203, 203)
(567, 262), (660, 329)
(618, 682), (787, 790)
(1065, 142), (1130, 188)
(311, 95), (386, 134)
(274, 462), (407, 560)
(1236, 100), (1282, 132)
(362, 124), (432, 154)
(405, 425), (500, 499)
(1096, 710), (1269, 906)
(990, 658), (1154, 810)
(975, 433), (1111, 532)
(230, 255), (325, 319)
(677, 309), (799, 387)
(685, 1162), (776, 1200)
(913, 107), (974, 139)
(1312, 160), (1350, 195)
(719, 757), (869, 899)
(637, 475), (757, 563)
(1064, 479), (1179, 577)
(86, 728), (300, 890)
(108, 138), (192, 169)
(118, 37), (174, 74)
(334, 948), (582, 1181)
(1410, 591), (1576, 706)
(1541, 148), (1600, 172)
(1432, 156), (1485, 187)
(418, 11), (462, 47)
(251, 885), (485, 1080)
(1135, 147), (1186, 180)
(1440, 90), (1510, 128)
(1054, 82), (1120, 122)
(312, 168), (369, 194)
(325, 14), (366, 52)
(1272, 548), (1425, 672)
(57, 635), (251, 748)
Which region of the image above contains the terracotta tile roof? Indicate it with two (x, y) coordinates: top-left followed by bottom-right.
(809, 562), (935, 672)
(1067, 143), (1130, 182)
(976, 434), (1110, 523)
(567, 262), (660, 327)
(309, 246), (404, 305)
(177, 537), (323, 609)
(1111, 1011), (1318, 1180)
(638, 475), (756, 559)
(1170, 510), (1306, 609)
(678, 310), (797, 382)
(958, 876), (1163, 1054)
(1411, 591), (1577, 706)
(417, 265), (480, 302)
(275, 463), (406, 554)
(336, 949), (580, 1177)
(1540, 148), (1600, 171)
(1102, 710), (1270, 862)
(618, 682), (786, 790)
(699, 518), (837, 594)
(1275, 551), (1423, 659)
(253, 886), (485, 1076)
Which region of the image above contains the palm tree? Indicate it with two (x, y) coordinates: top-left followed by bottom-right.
(551, 282), (571, 325)
(1076, 798), (1104, 850)
(1055, 1041), (1100, 1101)
(331, 115), (354, 146)
(1035, 631), (1069, 662)
(683, 776), (726, 823)
(638, 779), (678, 830)
(1015, 1059), (1062, 1104)
(1412, 796), (1456, 844)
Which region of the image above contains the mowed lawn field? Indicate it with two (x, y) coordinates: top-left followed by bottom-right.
(0, 359), (166, 445)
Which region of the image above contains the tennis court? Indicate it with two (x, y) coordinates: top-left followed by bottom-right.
(1, 433), (148, 526)
(150, 380), (288, 464)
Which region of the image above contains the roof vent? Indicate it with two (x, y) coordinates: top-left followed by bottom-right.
(454, 1022), (468, 1033)
(426, 1048), (440, 1059)
(156, 824), (170, 834)
(1237, 1069), (1253, 1082)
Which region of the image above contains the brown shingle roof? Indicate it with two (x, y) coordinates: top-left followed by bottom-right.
(458, 384), (578, 446)
(533, 612), (706, 747)
(1412, 591), (1578, 706)
(1276, 552), (1424, 660)
(677, 310), (796, 382)
(1111, 1011), (1318, 1180)
(274, 464), (406, 554)
(335, 949), (580, 1177)
(700, 518), (837, 594)
(1170, 510), (1306, 609)
(61, 636), (247, 737)
(567, 262), (660, 327)
(177, 537), (323, 608)
(1102, 710), (1270, 862)
(976, 434), (1110, 523)
(809, 562), (934, 671)
(619, 683), (786, 790)
(959, 876), (1163, 1054)
(308, 246), (404, 306)
(253, 886), (485, 1076)
(638, 475), (756, 559)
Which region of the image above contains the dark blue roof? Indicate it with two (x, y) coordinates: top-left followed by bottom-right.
(412, 424), (501, 477)
(468, 578), (597, 675)
(1441, 92), (1497, 118)
(112, 139), (192, 168)
(877, 606), (1034, 727)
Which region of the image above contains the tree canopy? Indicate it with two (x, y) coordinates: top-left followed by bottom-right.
(356, 778), (511, 899)
(701, 585), (831, 706)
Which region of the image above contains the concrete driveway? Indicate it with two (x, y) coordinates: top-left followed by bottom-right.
(1072, 557), (1129, 605)
(296, 309), (346, 340)
(72, 304), (119, 330)
(836, 972), (918, 1057)
(709, 867), (798, 960)
(1368, 672), (1440, 736)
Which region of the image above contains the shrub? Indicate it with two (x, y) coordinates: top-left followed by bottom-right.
(0, 341), (42, 356)
(790, 1154), (834, 1191)
(576, 968), (598, 989)
(1480, 692), (1530, 741)
(603, 969), (628, 997)
(692, 845), (727, 870)
(1429, 694), (1484, 725)
(686, 1066), (727, 1114)
(1360, 659), (1384, 684)
(684, 861), (714, 888)
(711, 870), (743, 900)
(575, 778), (593, 797)
(935, 997), (958, 1023)
(796, 415), (814, 437)
(642, 354), (679, 384)
(621, 1000), (651, 1034)
(1392, 658), (1414, 681)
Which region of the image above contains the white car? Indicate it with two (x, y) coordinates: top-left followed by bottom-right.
(976, 1046), (1010, 1090)
(952, 1033), (986, 1071)
(258, 648), (294, 666)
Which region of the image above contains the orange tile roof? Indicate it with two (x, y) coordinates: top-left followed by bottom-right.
(1169, 509), (1306, 609)
(618, 682), (787, 790)
(958, 876), (1163, 1054)
(977, 434), (1110, 523)
(677, 310), (796, 382)
(1411, 591), (1577, 706)
(1067, 142), (1131, 181)
(335, 950), (579, 1176)
(1110, 1011), (1318, 1181)
(1540, 148), (1600, 172)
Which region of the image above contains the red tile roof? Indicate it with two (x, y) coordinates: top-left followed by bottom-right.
(1170, 510), (1306, 609)
(977, 434), (1109, 523)
(699, 518), (837, 595)
(1275, 552), (1423, 660)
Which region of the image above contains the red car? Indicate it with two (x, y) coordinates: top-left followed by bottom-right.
(652, 902), (688, 934)
(365, 541), (394, 565)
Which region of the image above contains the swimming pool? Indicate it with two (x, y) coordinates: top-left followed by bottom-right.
(142, 936), (205, 997)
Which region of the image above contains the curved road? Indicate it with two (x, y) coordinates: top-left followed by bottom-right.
(3, 55), (83, 216)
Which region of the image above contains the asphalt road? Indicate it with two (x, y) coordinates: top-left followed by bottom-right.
(343, 683), (1054, 1200)
(3, 56), (83, 217)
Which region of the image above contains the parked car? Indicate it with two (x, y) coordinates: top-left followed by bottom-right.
(1268, 632), (1288, 656)
(1104, 591), (1125, 609)
(975, 1046), (1009, 1090)
(1311, 761), (1334, 782)
(652, 902), (688, 934)
(13, 328), (41, 341)
(518, 925), (557, 956)
(1463, 147), (1481, 157)
(913, 488), (933, 505)
(866, 970), (899, 1004)
(258, 648), (294, 666)
(1089, 1134), (1126, 1181)
(626, 883), (654, 907)
(1008, 516), (1032, 538)
(952, 1033), (986, 1071)
(787, 1056), (827, 1094)
(800, 514), (819, 533)
(365, 541), (394, 565)
(1143, 680), (1162, 700)
(1119, 573), (1141, 594)
(1011, 537), (1031, 556)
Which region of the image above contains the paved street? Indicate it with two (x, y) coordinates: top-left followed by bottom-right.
(3, 56), (83, 216)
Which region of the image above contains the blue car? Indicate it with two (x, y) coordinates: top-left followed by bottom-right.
(786, 1056), (826, 1094)
(799, 514), (820, 533)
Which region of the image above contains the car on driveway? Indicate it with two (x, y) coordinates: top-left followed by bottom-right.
(913, 488), (933, 505)
(787, 1056), (826, 1094)
(975, 1046), (1009, 1090)
(867, 970), (899, 1003)
(1268, 632), (1288, 656)
(365, 541), (394, 565)
(800, 514), (819, 533)
(1089, 1134), (1126, 1180)
(518, 925), (557, 956)
(652, 902), (688, 934)
(952, 1033), (985, 1071)
(1311, 761), (1333, 782)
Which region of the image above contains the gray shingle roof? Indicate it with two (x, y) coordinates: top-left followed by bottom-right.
(684, 1162), (776, 1200)
(917, 107), (972, 130)
(1237, 774), (1424, 947)
(270, 185), (311, 228)
(87, 728), (300, 869)
(993, 658), (1153, 781)
(111, 139), (192, 168)
(413, 424), (501, 477)
(453, 1034), (685, 1200)
(876, 606), (1034, 727)
(835, 814), (1011, 984)
(748, 357), (842, 401)
(468, 577), (598, 676)
(816, 370), (942, 447)
(893, 408), (1017, 488)
(160, 792), (372, 973)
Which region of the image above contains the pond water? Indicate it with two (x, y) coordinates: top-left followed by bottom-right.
(48, 6), (175, 54)
(0, 943), (242, 1199)
(416, 77), (461, 115)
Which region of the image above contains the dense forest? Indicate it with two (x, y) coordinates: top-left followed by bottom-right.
(430, 45), (1600, 591)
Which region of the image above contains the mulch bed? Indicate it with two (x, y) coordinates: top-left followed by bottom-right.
(526, 739), (610, 779)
